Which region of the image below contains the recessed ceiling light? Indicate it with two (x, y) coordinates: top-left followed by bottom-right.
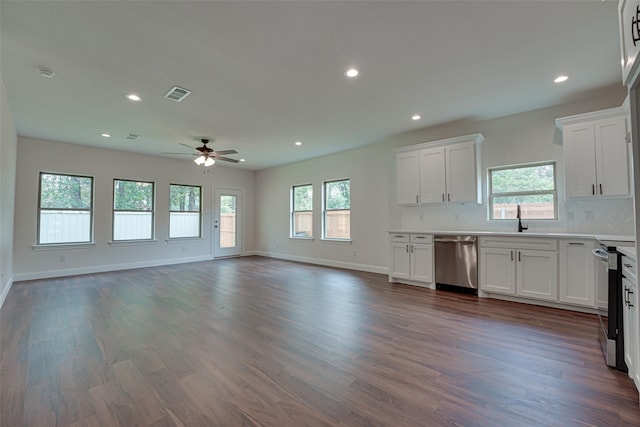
(412, 115), (421, 121)
(126, 93), (142, 101)
(239, 159), (246, 162)
(295, 141), (302, 146)
(101, 133), (111, 138)
(37, 67), (55, 78)
(554, 75), (569, 83)
(345, 68), (359, 78)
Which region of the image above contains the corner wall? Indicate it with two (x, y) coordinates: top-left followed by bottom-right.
(0, 75), (17, 307)
(13, 137), (256, 280)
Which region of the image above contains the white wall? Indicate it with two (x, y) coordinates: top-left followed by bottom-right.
(0, 74), (17, 307)
(255, 142), (391, 273)
(255, 86), (633, 273)
(13, 137), (256, 280)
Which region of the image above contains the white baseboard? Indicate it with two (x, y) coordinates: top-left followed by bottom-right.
(0, 275), (13, 310)
(253, 250), (388, 275)
(12, 255), (214, 282)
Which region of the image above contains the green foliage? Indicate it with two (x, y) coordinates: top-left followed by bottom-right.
(40, 173), (92, 209)
(220, 195), (236, 214)
(491, 164), (554, 203)
(293, 185), (312, 211)
(326, 179), (350, 210)
(114, 180), (153, 211)
(170, 185), (200, 212)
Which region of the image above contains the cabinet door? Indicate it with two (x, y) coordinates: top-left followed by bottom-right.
(622, 276), (635, 376)
(419, 148), (446, 204)
(563, 123), (597, 198)
(446, 143), (478, 203)
(479, 247), (516, 295)
(516, 249), (558, 301)
(410, 243), (433, 283)
(559, 241), (595, 307)
(630, 282), (640, 388)
(396, 152), (420, 205)
(594, 116), (630, 197)
(389, 242), (411, 280)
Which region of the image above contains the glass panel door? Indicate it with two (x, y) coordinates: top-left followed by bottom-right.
(213, 188), (242, 257)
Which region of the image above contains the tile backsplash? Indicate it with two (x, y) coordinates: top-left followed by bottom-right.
(400, 197), (635, 236)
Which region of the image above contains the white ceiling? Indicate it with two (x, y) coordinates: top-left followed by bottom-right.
(0, 1), (624, 171)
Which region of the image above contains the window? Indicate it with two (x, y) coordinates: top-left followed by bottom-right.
(169, 184), (201, 238)
(38, 172), (93, 244)
(323, 179), (350, 240)
(291, 184), (313, 238)
(489, 162), (557, 220)
(113, 179), (154, 240)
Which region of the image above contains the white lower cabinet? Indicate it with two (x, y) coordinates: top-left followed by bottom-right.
(479, 237), (558, 302)
(558, 240), (596, 307)
(389, 233), (434, 287)
(621, 251), (639, 394)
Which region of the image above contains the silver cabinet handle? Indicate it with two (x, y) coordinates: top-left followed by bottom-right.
(510, 250), (514, 261)
(406, 244), (409, 253)
(442, 193), (445, 202)
(599, 183), (603, 195)
(568, 242), (584, 246)
(625, 263), (633, 268)
(518, 251), (521, 262)
(410, 245), (414, 253)
(447, 193), (451, 201)
(592, 184), (595, 195)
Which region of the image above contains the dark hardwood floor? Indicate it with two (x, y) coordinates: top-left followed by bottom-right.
(1, 256), (639, 426)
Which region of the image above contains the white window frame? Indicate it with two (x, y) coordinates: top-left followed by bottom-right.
(37, 172), (94, 245)
(322, 178), (351, 241)
(169, 184), (202, 239)
(113, 178), (155, 241)
(291, 184), (313, 239)
(488, 161), (558, 221)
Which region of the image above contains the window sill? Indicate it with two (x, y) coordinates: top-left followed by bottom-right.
(289, 237), (314, 242)
(320, 238), (352, 245)
(108, 239), (157, 247)
(32, 242), (96, 251)
(166, 237), (204, 244)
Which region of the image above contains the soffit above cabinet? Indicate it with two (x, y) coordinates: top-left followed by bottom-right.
(394, 133), (484, 154)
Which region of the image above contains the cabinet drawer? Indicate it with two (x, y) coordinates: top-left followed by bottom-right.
(479, 237), (557, 251)
(390, 233), (410, 243)
(410, 234), (433, 244)
(622, 255), (637, 281)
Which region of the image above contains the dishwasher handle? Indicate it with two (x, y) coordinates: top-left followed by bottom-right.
(434, 238), (477, 244)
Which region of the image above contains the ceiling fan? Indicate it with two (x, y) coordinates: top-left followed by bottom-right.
(163, 138), (239, 167)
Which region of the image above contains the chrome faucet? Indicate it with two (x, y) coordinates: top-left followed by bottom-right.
(516, 204), (528, 232)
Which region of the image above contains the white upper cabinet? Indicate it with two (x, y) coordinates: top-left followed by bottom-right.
(396, 152), (421, 205)
(395, 133), (484, 205)
(618, 0), (640, 86)
(556, 108), (630, 199)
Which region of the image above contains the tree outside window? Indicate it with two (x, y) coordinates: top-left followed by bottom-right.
(291, 184), (312, 238)
(169, 184), (201, 238)
(38, 172), (93, 244)
(113, 179), (154, 240)
(324, 179), (350, 240)
(489, 162), (557, 220)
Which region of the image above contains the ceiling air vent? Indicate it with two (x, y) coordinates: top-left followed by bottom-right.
(164, 86), (191, 102)
(126, 133), (139, 140)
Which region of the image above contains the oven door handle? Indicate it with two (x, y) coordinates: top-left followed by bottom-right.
(592, 248), (609, 260)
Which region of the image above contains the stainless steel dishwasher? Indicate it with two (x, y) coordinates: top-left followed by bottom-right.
(434, 235), (478, 290)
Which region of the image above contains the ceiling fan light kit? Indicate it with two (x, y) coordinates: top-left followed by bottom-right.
(164, 138), (239, 167)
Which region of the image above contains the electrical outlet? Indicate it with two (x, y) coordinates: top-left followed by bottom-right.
(59, 255), (67, 262)
(585, 210), (593, 221)
(352, 250), (357, 257)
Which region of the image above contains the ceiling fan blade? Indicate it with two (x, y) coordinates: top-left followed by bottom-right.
(214, 156), (240, 163)
(179, 142), (195, 149)
(213, 149), (238, 155)
(161, 152), (196, 155)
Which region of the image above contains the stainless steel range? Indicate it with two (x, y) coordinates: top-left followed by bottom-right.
(594, 236), (634, 370)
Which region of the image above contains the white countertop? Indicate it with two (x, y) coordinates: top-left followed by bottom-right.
(388, 229), (635, 242)
(617, 246), (637, 259)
